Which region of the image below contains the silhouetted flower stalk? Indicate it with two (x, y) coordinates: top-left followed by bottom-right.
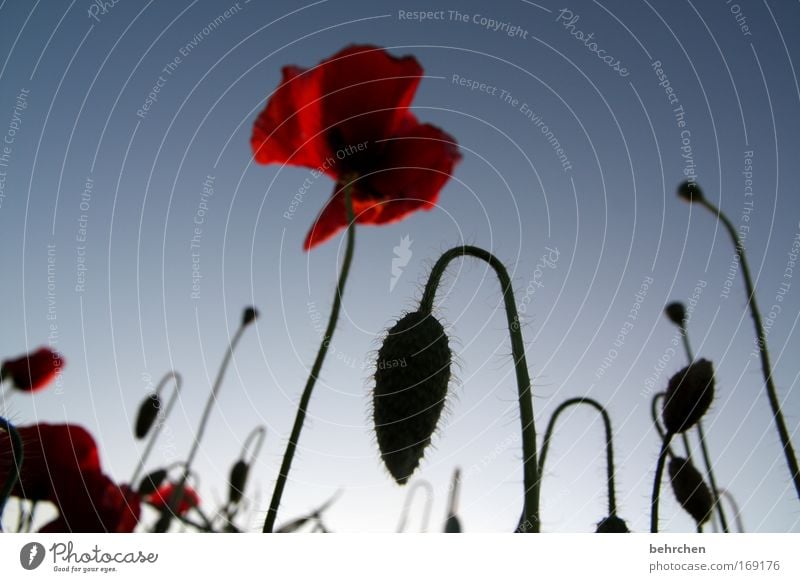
(538, 397), (626, 531)
(226, 425), (266, 523)
(0, 417), (23, 530)
(664, 301), (729, 532)
(396, 479), (434, 532)
(155, 307), (258, 532)
(719, 489), (745, 532)
(679, 180), (800, 499)
(263, 186), (355, 533)
(275, 490), (342, 533)
(651, 360), (715, 532)
(130, 371), (182, 486)
(443, 467), (462, 533)
(415, 245), (541, 532)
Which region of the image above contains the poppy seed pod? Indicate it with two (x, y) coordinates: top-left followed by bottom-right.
(373, 311), (451, 485)
(228, 460), (250, 505)
(138, 468), (168, 496)
(662, 359), (715, 434)
(668, 457), (714, 525)
(677, 180), (704, 203)
(596, 515), (630, 533)
(242, 306), (259, 327)
(134, 394), (162, 439)
(664, 302), (686, 327)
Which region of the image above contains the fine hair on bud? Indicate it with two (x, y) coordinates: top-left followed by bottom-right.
(668, 457), (714, 525)
(373, 311), (452, 485)
(662, 359), (714, 434)
(134, 393), (162, 439)
(664, 302), (686, 327)
(596, 515), (630, 533)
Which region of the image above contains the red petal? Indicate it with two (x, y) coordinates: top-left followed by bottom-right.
(251, 45), (422, 172)
(1, 347), (64, 392)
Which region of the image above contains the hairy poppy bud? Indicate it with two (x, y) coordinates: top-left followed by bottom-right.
(1, 347), (64, 392)
(373, 311), (451, 484)
(134, 393), (162, 439)
(668, 457), (713, 524)
(677, 180), (704, 203)
(596, 515), (630, 533)
(242, 306), (259, 327)
(664, 302), (686, 327)
(138, 468), (168, 496)
(228, 460), (250, 505)
(662, 359), (714, 434)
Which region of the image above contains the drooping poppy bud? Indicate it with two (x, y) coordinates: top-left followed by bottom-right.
(373, 311), (451, 484)
(137, 468), (168, 496)
(668, 457), (714, 525)
(228, 460), (250, 505)
(1, 347), (64, 393)
(662, 359), (715, 434)
(596, 515), (630, 533)
(134, 394), (161, 439)
(664, 302), (686, 327)
(677, 180), (704, 203)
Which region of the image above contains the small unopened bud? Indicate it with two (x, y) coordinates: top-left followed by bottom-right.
(677, 180), (704, 203)
(664, 302), (686, 327)
(668, 457), (714, 525)
(134, 393), (162, 439)
(662, 359), (715, 434)
(228, 460), (250, 505)
(242, 306), (259, 327)
(596, 515), (630, 533)
(373, 311), (451, 485)
(138, 468), (168, 496)
(444, 515), (462, 533)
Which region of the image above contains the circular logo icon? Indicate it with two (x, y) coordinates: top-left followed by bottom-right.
(20, 542), (46, 570)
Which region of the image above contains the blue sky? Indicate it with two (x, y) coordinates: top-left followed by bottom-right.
(1, 0), (799, 532)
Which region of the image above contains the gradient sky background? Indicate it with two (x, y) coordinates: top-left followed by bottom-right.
(1, 0), (799, 533)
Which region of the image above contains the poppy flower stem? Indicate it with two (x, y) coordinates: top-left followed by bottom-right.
(396, 479), (434, 532)
(130, 371), (182, 486)
(262, 186), (356, 533)
(418, 246), (541, 533)
(676, 324), (729, 533)
(651, 393), (676, 458)
(538, 398), (618, 517)
(719, 489), (745, 532)
(651, 432), (674, 533)
(155, 312), (255, 532)
(696, 197), (800, 500)
(0, 416), (23, 530)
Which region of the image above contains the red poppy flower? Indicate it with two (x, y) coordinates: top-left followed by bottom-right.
(251, 44), (461, 249)
(1, 347), (64, 392)
(1, 423), (101, 501)
(147, 482), (200, 515)
(40, 471), (141, 533)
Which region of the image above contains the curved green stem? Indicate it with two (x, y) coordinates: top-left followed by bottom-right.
(651, 433), (674, 533)
(156, 318), (252, 532)
(130, 371), (182, 486)
(396, 479), (434, 532)
(698, 197), (800, 499)
(419, 245), (540, 533)
(719, 489), (745, 532)
(262, 186), (355, 533)
(0, 417), (23, 530)
(539, 397), (618, 516)
(651, 392), (676, 458)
